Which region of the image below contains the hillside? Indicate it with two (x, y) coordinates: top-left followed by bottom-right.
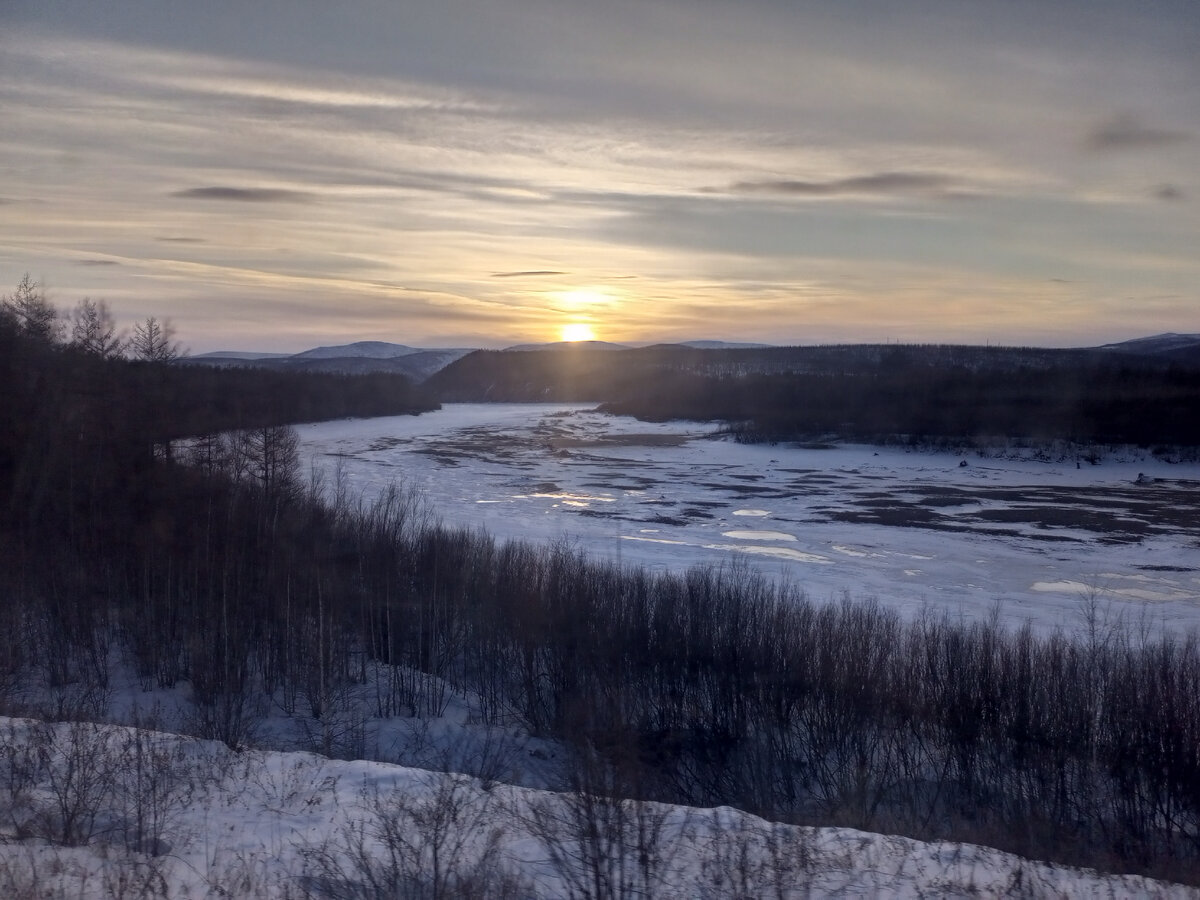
(426, 342), (1200, 447)
(291, 340), (423, 359)
(181, 343), (474, 380)
(3, 316), (1200, 890)
(2, 718), (1193, 898)
(1100, 332), (1200, 363)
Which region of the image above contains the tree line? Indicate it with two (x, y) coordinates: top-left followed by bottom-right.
(2, 278), (1199, 885)
(601, 363), (1200, 448)
(427, 342), (1200, 449)
(4, 273), (185, 362)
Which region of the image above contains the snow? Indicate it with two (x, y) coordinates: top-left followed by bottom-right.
(297, 403), (1200, 637)
(0, 718), (1193, 898)
(5, 404), (1198, 893)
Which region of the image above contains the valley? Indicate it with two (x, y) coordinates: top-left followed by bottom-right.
(299, 403), (1200, 636)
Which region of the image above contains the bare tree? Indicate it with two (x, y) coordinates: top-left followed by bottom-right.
(128, 316), (184, 361)
(69, 297), (124, 358)
(116, 722), (196, 856)
(699, 809), (816, 900)
(523, 740), (683, 900)
(303, 772), (522, 900)
(248, 424), (302, 500)
(14, 721), (120, 847)
(2, 274), (61, 344)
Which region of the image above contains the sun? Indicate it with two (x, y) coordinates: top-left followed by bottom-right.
(560, 322), (596, 342)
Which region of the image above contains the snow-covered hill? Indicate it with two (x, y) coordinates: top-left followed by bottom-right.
(0, 717), (1192, 898)
(179, 343), (476, 380)
(1099, 332), (1200, 355)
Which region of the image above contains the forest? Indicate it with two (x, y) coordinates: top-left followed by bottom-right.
(428, 343), (1200, 449)
(2, 287), (1199, 890)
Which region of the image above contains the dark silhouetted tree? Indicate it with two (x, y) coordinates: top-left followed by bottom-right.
(128, 316), (184, 362)
(69, 297), (124, 358)
(2, 273), (61, 344)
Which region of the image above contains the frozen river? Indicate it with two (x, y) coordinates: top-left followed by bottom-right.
(297, 404), (1200, 636)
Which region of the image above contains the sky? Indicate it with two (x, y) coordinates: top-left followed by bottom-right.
(1, 0), (1198, 353)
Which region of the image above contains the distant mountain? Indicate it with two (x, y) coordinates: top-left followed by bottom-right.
(677, 340), (772, 349)
(284, 349), (473, 380)
(291, 341), (421, 359)
(181, 334), (1200, 387)
(179, 342), (475, 381)
(1098, 333), (1200, 356)
(387, 349), (475, 381)
(427, 339), (1200, 404)
(187, 351), (292, 360)
(503, 340), (631, 352)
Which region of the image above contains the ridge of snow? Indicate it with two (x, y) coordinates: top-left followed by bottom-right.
(0, 717), (1192, 898)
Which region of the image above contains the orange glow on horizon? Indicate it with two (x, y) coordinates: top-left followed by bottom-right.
(560, 322), (596, 342)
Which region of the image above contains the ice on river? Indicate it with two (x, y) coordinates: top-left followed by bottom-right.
(297, 404), (1200, 637)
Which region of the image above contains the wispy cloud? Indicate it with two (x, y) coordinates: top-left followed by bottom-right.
(157, 73), (500, 115)
(729, 172), (956, 198)
(171, 187), (315, 203)
(1086, 114), (1191, 151)
(76, 259), (120, 266)
(3, 6), (1197, 351)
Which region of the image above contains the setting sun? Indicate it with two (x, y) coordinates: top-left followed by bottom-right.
(560, 322), (596, 342)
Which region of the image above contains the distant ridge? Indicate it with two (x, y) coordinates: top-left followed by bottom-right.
(503, 339), (631, 351)
(677, 340), (772, 349)
(180, 333), (1200, 383)
(502, 339), (772, 351)
(180, 342), (474, 380)
(1098, 333), (1200, 355)
(188, 350), (292, 360)
(292, 341), (421, 359)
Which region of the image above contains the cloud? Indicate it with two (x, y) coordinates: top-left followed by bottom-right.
(1086, 114), (1190, 151)
(1155, 184), (1186, 202)
(171, 186), (315, 203)
(159, 72), (499, 115)
(75, 259), (120, 266)
(729, 172), (956, 197)
(157, 236), (207, 243)
(491, 270), (567, 278)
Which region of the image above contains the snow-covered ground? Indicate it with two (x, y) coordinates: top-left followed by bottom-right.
(298, 404), (1200, 637)
(1, 718), (1194, 899)
(5, 406), (1198, 895)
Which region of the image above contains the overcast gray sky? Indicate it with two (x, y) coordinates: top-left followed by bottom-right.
(2, 0), (1197, 351)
